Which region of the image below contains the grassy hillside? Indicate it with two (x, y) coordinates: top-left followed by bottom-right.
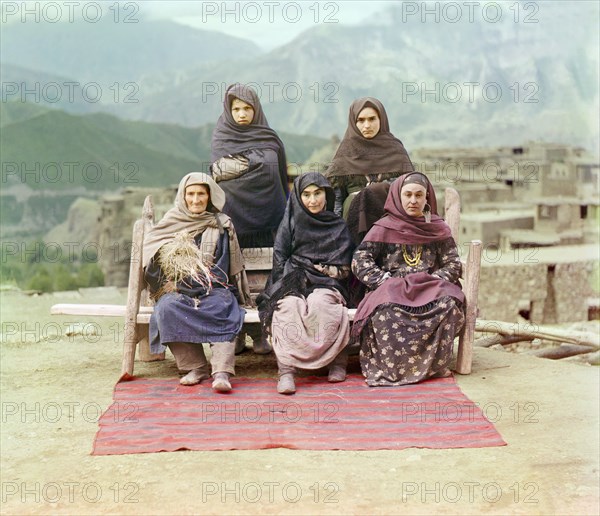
(1, 103), (330, 193)
(0, 101), (51, 127)
(80, 113), (330, 165)
(1, 103), (331, 240)
(2, 109), (201, 190)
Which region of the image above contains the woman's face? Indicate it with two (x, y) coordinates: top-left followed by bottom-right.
(356, 106), (381, 139)
(185, 184), (210, 214)
(231, 98), (255, 125)
(301, 184), (327, 214)
(400, 183), (427, 217)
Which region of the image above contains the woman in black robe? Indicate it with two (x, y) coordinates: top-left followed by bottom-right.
(257, 172), (355, 394)
(210, 83), (289, 249)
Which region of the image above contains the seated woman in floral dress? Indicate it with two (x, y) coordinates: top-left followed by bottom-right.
(143, 173), (252, 392)
(351, 172), (465, 386)
(258, 172), (355, 394)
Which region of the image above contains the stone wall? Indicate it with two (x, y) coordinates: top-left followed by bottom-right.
(477, 263), (548, 322)
(546, 262), (597, 323)
(98, 187), (177, 287)
(477, 260), (596, 323)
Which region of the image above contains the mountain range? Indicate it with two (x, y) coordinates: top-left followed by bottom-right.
(1, 0), (598, 237)
(2, 2), (598, 153)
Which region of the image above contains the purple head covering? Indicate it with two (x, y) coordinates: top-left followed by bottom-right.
(363, 172), (452, 244)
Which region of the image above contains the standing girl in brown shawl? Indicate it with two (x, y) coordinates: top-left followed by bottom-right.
(257, 172), (355, 394)
(210, 83), (289, 249)
(351, 173), (465, 386)
(325, 97), (414, 227)
(143, 173), (252, 392)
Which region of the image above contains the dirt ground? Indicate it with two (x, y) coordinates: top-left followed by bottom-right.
(1, 288), (599, 515)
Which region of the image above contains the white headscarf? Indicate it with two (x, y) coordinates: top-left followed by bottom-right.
(142, 173), (237, 270)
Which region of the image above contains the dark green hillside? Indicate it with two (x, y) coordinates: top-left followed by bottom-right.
(2, 104), (330, 192)
(1, 109), (201, 190)
(279, 131), (330, 166)
(83, 113), (212, 165)
(0, 101), (50, 128)
(83, 114), (329, 166)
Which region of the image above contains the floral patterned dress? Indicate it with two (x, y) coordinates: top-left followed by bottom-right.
(352, 237), (465, 386)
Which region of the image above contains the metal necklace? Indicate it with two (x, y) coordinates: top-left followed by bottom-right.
(402, 244), (422, 267)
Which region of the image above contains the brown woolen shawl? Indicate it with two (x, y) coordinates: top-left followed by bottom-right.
(142, 173), (251, 305)
(353, 173), (463, 333)
(325, 97), (414, 180)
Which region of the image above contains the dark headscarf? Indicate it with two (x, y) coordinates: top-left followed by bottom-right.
(278, 172), (353, 268)
(363, 172), (452, 245)
(210, 83), (288, 192)
(258, 172), (355, 328)
(326, 97), (414, 179)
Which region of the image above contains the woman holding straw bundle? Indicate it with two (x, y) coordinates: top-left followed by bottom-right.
(143, 173), (252, 393)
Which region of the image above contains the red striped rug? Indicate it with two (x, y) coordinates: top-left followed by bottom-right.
(92, 375), (506, 455)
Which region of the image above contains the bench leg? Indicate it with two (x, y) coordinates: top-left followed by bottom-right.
(120, 321), (138, 381)
(455, 320), (474, 375)
(137, 326), (166, 362)
(455, 241), (482, 375)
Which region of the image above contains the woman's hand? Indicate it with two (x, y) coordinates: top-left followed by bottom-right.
(162, 280), (177, 293)
(314, 264), (350, 280)
(377, 272), (392, 286)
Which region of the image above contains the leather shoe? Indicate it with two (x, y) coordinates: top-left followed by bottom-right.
(212, 372), (232, 393)
(180, 367), (209, 386)
(234, 334), (247, 355)
(253, 333), (272, 354)
(328, 365), (347, 383)
(277, 373), (296, 395)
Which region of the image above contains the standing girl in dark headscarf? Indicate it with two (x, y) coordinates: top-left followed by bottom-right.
(210, 83), (289, 249)
(351, 172), (465, 386)
(258, 172), (355, 394)
(326, 97), (415, 240)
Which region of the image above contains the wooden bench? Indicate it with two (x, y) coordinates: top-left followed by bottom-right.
(51, 188), (481, 380)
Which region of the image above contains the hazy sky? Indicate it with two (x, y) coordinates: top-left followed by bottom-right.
(143, 0), (392, 50)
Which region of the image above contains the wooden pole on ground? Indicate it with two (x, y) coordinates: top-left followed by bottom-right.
(528, 344), (597, 360)
(474, 319), (599, 349)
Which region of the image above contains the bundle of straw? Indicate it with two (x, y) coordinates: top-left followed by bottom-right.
(158, 231), (213, 292)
